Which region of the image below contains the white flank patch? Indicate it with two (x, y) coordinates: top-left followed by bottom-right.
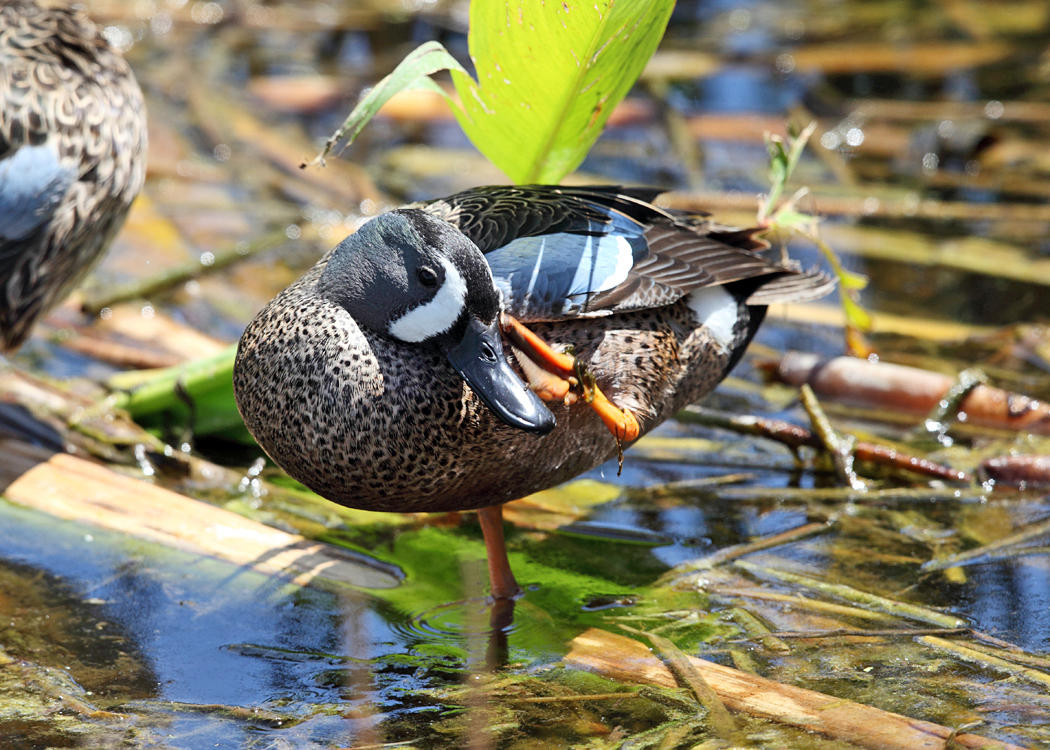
(686, 286), (739, 352)
(388, 256), (467, 342)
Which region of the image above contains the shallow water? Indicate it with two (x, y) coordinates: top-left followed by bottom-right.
(4, 0), (1050, 747)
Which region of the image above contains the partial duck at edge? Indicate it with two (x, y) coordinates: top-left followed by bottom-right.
(0, 0), (147, 351)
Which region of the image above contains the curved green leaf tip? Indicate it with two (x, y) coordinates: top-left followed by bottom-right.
(308, 42), (467, 167)
(312, 0), (675, 185)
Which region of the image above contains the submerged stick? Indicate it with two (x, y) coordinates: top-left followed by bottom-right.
(565, 628), (1024, 750)
(624, 627), (741, 742)
(707, 587), (897, 622)
(738, 626), (970, 640)
(666, 521), (830, 575)
(679, 407), (968, 481)
(800, 384), (865, 489)
(510, 692), (641, 703)
(914, 368), (987, 440)
(921, 515), (1050, 572)
(724, 607), (791, 653)
(771, 352), (1050, 436)
(979, 455), (1050, 487)
(716, 486), (974, 502)
(920, 636), (1050, 690)
(731, 560), (965, 628)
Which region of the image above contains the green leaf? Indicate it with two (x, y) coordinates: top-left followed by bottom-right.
(769, 208), (813, 230)
(838, 267), (870, 291)
(311, 41), (468, 165)
(315, 0), (673, 183)
(107, 345), (247, 440)
(842, 293), (873, 331)
(450, 0), (675, 183)
(761, 122), (817, 221)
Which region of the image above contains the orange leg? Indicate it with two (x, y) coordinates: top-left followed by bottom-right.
(501, 314), (640, 442)
(500, 314), (575, 376)
(588, 388), (641, 442)
(477, 504), (520, 600)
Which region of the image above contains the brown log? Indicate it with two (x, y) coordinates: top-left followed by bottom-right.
(848, 98), (1050, 124)
(979, 455), (1050, 487)
(773, 352), (1050, 435)
(46, 332), (181, 370)
(0, 440), (399, 591)
(92, 304), (229, 361)
(565, 628), (1027, 750)
(740, 412), (967, 481)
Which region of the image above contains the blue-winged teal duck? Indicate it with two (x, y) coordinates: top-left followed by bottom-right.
(234, 185), (833, 598)
(0, 0), (147, 351)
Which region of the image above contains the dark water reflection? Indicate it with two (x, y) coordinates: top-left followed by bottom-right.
(960, 557), (1050, 650)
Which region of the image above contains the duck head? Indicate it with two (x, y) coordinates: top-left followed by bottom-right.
(319, 209), (556, 435)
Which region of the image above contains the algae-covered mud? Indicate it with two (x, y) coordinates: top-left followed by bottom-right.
(3, 0), (1050, 747)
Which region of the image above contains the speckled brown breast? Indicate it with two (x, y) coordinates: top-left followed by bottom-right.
(234, 255), (750, 513)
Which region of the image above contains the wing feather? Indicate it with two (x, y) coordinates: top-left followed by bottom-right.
(418, 185), (834, 321)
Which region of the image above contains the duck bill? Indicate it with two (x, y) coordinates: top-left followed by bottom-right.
(445, 318), (556, 435)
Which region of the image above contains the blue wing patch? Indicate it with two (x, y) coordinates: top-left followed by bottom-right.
(486, 217), (649, 319)
(0, 144), (75, 242)
(488, 232), (647, 318)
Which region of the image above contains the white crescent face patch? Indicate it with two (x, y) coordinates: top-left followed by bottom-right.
(687, 286), (740, 352)
(387, 256), (467, 343)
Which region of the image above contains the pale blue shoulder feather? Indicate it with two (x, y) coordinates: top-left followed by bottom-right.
(0, 144), (75, 242)
(486, 217), (649, 319)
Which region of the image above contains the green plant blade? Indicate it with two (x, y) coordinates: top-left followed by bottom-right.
(312, 41), (468, 165)
(452, 0), (675, 184)
(107, 345), (248, 440)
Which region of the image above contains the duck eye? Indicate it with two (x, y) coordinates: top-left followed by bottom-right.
(417, 266), (439, 287)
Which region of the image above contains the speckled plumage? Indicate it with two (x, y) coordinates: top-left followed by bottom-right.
(0, 0), (147, 351)
(234, 186), (833, 513)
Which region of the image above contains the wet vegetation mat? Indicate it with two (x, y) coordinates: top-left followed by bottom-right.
(3, 0), (1050, 747)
